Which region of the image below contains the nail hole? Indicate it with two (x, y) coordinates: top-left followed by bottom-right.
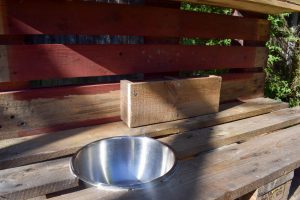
(19, 122), (25, 126)
(119, 52), (123, 56)
(10, 115), (15, 119)
(0, 125), (2, 128)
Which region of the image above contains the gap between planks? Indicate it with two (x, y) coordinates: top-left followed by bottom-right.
(0, 98), (287, 169)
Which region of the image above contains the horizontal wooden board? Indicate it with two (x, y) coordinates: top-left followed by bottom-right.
(0, 98), (289, 169)
(2, 123), (300, 200)
(175, 0), (300, 14)
(0, 0), (269, 41)
(0, 73), (265, 139)
(48, 124), (300, 200)
(0, 45), (267, 82)
(121, 76), (222, 127)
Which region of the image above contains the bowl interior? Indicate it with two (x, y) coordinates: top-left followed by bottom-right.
(71, 137), (176, 189)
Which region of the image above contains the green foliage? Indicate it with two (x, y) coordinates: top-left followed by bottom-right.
(179, 3), (231, 77)
(180, 3), (232, 47)
(265, 14), (300, 107)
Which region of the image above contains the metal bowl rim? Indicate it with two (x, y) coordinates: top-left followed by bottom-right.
(70, 136), (177, 190)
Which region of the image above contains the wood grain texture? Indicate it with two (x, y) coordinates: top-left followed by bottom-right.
(239, 172), (294, 199)
(0, 45), (266, 82)
(0, 98), (288, 169)
(221, 73), (265, 102)
(0, 157), (78, 200)
(160, 107), (300, 159)
(0, 73), (265, 138)
(174, 0), (300, 13)
(121, 76), (222, 127)
(50, 124), (300, 200)
(0, 0), (269, 41)
(4, 124), (300, 200)
(255, 181), (292, 200)
(0, 87), (120, 139)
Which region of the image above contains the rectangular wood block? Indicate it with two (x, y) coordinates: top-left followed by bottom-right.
(121, 76), (222, 127)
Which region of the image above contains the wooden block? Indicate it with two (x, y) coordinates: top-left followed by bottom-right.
(121, 76), (222, 127)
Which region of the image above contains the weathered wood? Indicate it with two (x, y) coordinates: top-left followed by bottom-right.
(160, 106), (300, 159)
(0, 0), (269, 41)
(0, 158), (78, 200)
(0, 88), (120, 139)
(4, 124), (300, 200)
(175, 0), (300, 14)
(50, 124), (300, 200)
(0, 45), (266, 82)
(256, 181), (292, 200)
(121, 76), (222, 127)
(239, 172), (294, 199)
(220, 73), (265, 102)
(0, 73), (265, 138)
(0, 99), (289, 169)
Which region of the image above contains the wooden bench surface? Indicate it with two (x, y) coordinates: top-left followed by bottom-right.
(1, 98), (300, 200)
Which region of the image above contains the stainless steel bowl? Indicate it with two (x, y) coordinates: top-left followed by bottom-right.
(70, 136), (177, 190)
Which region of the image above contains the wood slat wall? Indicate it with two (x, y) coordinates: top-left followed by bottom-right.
(0, 0), (270, 138)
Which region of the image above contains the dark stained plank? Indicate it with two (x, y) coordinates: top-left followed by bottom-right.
(0, 0), (269, 41)
(0, 45), (267, 82)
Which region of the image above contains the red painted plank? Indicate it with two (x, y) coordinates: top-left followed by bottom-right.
(18, 116), (121, 137)
(3, 45), (266, 82)
(0, 81), (29, 91)
(0, 0), (269, 41)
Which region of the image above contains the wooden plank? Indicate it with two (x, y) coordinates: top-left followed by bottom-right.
(0, 98), (288, 169)
(3, 123), (300, 200)
(121, 76), (222, 127)
(0, 0), (269, 41)
(160, 106), (300, 159)
(256, 181), (292, 200)
(221, 73), (265, 102)
(0, 84), (121, 139)
(175, 0), (300, 14)
(0, 45), (267, 82)
(0, 73), (265, 138)
(50, 124), (300, 200)
(0, 157), (78, 200)
(239, 172), (294, 199)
